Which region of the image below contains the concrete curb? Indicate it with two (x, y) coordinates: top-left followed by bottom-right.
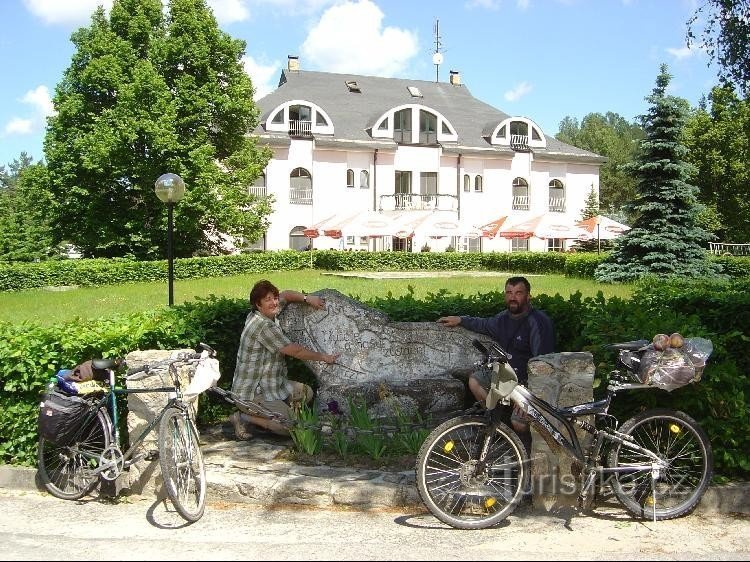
(6, 430), (749, 515)
(4, 457), (749, 516)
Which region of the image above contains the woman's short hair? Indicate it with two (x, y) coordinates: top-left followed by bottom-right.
(249, 279), (279, 310)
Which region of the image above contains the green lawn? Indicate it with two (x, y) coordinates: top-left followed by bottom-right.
(0, 270), (633, 325)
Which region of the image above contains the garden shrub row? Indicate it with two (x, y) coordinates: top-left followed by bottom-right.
(1, 250), (748, 292)
(1, 278), (748, 478)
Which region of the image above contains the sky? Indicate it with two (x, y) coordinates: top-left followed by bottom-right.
(0, 0), (720, 168)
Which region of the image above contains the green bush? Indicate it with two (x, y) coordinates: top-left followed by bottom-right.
(1, 277), (748, 478)
(1, 251), (746, 293)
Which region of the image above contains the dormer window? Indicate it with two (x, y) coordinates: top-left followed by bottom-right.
(489, 117), (546, 150)
(407, 86), (422, 98)
(265, 100), (334, 136)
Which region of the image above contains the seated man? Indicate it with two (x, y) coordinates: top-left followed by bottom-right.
(437, 276), (555, 455)
(230, 280), (339, 439)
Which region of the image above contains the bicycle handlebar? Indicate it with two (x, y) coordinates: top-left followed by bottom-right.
(125, 343), (217, 380)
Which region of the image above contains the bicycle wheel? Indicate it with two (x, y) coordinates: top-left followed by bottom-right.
(416, 415), (529, 530)
(38, 407), (111, 500)
(608, 408), (713, 520)
(159, 406), (206, 522)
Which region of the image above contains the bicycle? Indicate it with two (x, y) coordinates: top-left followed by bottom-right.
(415, 338), (714, 530)
(37, 343), (219, 523)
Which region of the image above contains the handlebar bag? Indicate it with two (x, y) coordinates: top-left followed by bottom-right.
(38, 388), (97, 446)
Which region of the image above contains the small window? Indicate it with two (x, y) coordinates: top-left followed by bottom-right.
(463, 174), (470, 193)
(497, 125), (506, 138)
(378, 118), (389, 131)
(345, 80), (361, 93)
(407, 86), (422, 97)
(346, 236), (355, 245)
(271, 109), (284, 124)
(441, 121), (451, 135)
(511, 238), (529, 252)
(316, 112), (329, 126)
(532, 127), (542, 141)
(346, 169), (355, 188)
(547, 238), (564, 252)
(360, 170), (369, 189)
(474, 175), (483, 193)
(359, 236), (368, 245)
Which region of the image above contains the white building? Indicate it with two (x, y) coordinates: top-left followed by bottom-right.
(248, 56), (605, 253)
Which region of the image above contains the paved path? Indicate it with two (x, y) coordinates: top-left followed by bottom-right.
(2, 488), (750, 561)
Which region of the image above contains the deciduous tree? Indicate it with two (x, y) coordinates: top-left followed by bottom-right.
(687, 0), (750, 96)
(683, 86), (750, 243)
(595, 65), (721, 282)
(0, 154), (56, 262)
(45, 0), (271, 258)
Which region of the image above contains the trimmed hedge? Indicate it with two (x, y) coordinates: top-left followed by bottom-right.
(1, 278), (749, 478)
(3, 250), (748, 292)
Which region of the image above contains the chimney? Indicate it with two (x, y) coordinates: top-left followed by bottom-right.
(449, 70), (461, 86)
(287, 55), (300, 72)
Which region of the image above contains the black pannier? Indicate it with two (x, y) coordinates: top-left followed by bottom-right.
(38, 388), (96, 446)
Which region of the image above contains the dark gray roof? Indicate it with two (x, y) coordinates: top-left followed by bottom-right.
(253, 69), (604, 162)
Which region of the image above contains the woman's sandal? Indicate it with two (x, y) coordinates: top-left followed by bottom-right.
(230, 411), (253, 440)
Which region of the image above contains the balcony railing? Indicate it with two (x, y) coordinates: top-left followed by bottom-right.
(510, 134), (530, 151)
(548, 197), (566, 212)
(512, 195), (529, 210)
(289, 187), (313, 205)
(248, 186), (268, 198)
(289, 119), (312, 137)
(379, 193), (458, 212)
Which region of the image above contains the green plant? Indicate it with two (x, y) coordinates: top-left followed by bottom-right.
(289, 402), (322, 455)
(391, 406), (430, 455)
(348, 397), (386, 460)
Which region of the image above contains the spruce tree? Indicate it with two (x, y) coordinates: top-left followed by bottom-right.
(595, 65), (722, 282)
(580, 185), (599, 220)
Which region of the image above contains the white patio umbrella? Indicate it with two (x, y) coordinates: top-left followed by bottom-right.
(497, 213), (590, 240)
(576, 215), (631, 253)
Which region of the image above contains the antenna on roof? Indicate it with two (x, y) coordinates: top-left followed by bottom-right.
(432, 18), (444, 82)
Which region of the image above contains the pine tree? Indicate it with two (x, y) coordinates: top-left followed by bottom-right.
(44, 0), (271, 258)
(595, 65), (722, 282)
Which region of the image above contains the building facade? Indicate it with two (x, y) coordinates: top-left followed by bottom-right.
(248, 56), (605, 253)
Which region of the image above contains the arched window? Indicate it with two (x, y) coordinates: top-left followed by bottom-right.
(548, 179), (565, 212)
(290, 167), (312, 205)
(346, 169), (355, 188)
(463, 174), (470, 192)
(474, 175), (483, 192)
(289, 225), (309, 251)
(360, 170), (369, 189)
(248, 172), (266, 197)
(512, 177), (529, 210)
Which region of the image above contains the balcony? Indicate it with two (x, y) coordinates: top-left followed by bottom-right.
(248, 186), (268, 198)
(379, 193), (458, 212)
(289, 119), (312, 138)
(548, 197), (566, 212)
(512, 195), (529, 211)
(289, 187), (312, 205)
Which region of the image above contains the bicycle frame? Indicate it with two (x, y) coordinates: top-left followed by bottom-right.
(86, 364), (191, 479)
(497, 375), (667, 483)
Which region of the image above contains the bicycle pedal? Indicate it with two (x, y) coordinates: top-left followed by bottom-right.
(144, 450), (159, 461)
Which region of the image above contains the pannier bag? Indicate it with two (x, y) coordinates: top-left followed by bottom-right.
(38, 388), (97, 446)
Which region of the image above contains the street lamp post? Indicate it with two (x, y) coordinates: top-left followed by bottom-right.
(154, 173), (186, 306)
